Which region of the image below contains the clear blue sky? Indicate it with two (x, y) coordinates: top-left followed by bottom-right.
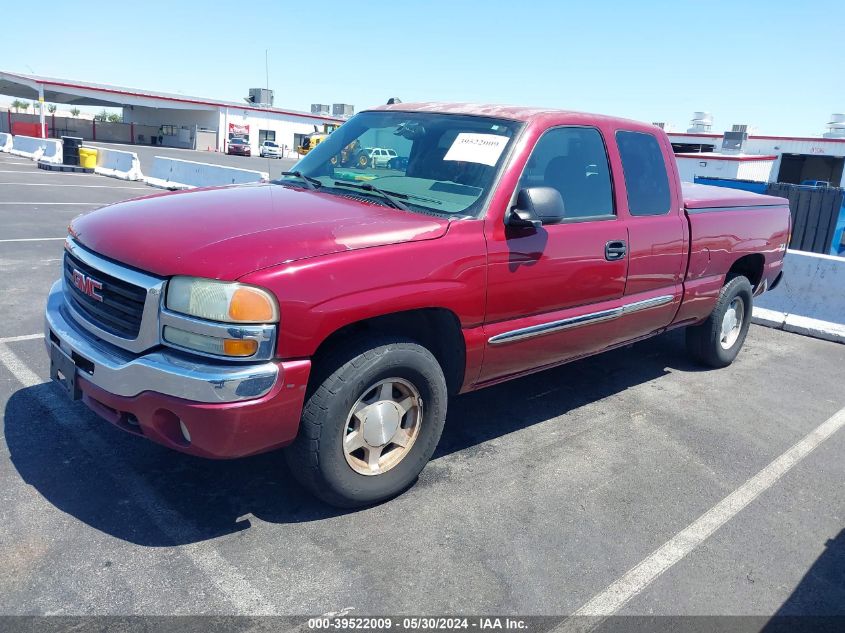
(2, 0), (842, 135)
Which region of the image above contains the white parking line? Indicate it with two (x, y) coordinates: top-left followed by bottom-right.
(0, 169), (51, 173)
(0, 237), (65, 243)
(0, 333), (44, 344)
(0, 170), (104, 177)
(0, 183), (148, 190)
(0, 202), (101, 205)
(0, 342), (278, 615)
(556, 404), (845, 633)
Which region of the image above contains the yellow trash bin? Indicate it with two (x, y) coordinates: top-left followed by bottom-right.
(78, 147), (98, 169)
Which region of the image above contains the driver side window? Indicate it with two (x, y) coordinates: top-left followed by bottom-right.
(519, 127), (615, 220)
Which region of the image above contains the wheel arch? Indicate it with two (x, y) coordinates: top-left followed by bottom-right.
(727, 253), (765, 290)
(309, 307), (466, 396)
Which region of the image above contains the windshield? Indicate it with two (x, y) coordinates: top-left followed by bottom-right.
(265, 142), (278, 147)
(277, 111), (521, 217)
(231, 139), (246, 145)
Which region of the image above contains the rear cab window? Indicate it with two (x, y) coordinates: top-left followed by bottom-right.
(616, 130), (671, 216)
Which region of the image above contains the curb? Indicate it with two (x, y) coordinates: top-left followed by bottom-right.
(752, 307), (845, 344)
(37, 161), (94, 174)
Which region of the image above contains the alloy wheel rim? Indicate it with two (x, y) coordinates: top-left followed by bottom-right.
(720, 297), (745, 350)
(342, 378), (423, 476)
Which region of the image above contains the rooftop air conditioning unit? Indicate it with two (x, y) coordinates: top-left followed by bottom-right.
(721, 130), (748, 153)
(247, 88), (274, 106)
(688, 111), (713, 133)
(824, 113), (845, 138)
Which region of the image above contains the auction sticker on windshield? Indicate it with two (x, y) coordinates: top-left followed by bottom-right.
(443, 133), (509, 166)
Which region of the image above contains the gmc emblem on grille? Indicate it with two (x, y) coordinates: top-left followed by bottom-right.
(72, 269), (103, 302)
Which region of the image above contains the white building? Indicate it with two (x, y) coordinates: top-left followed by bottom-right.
(0, 70), (345, 156)
(666, 112), (845, 186)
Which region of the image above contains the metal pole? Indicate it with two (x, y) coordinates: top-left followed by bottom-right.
(223, 107), (229, 153)
(38, 84), (46, 138)
(265, 49), (269, 94)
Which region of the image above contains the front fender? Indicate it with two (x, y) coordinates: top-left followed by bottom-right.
(238, 220), (488, 359)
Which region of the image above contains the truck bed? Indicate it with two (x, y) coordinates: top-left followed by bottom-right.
(674, 182), (792, 327)
(682, 182), (787, 211)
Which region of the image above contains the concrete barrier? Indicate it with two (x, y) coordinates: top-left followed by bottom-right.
(40, 138), (63, 164)
(10, 135), (46, 160)
(752, 249), (845, 343)
(89, 146), (144, 181)
(9, 135), (63, 163)
(0, 132), (11, 152)
(145, 156), (268, 190)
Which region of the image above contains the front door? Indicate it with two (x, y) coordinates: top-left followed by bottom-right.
(480, 126), (629, 382)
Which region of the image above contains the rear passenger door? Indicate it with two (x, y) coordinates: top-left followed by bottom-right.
(610, 129), (687, 341)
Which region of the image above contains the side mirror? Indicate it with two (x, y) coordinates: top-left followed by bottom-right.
(506, 187), (566, 229)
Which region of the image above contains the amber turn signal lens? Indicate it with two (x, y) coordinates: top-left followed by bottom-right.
(223, 339), (259, 357)
(228, 287), (276, 322)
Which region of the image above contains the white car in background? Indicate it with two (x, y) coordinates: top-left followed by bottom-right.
(260, 141), (283, 158)
(363, 147), (397, 168)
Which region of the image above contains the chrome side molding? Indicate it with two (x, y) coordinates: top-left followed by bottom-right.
(488, 295), (674, 345)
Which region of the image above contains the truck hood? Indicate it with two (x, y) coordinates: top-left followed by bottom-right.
(69, 183), (450, 279)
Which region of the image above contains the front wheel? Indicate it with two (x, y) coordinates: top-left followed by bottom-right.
(285, 336), (448, 507)
(686, 275), (753, 368)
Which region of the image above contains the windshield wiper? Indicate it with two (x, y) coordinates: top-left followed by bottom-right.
(280, 171), (322, 190)
(332, 181), (410, 211)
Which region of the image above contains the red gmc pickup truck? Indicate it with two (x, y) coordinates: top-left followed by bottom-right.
(45, 103), (791, 507)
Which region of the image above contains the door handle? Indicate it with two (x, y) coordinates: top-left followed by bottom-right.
(605, 240), (627, 261)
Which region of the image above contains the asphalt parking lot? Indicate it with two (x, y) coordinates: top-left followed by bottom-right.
(0, 150), (843, 624)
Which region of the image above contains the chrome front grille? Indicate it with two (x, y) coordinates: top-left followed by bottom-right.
(64, 249), (146, 338)
(61, 239), (166, 353)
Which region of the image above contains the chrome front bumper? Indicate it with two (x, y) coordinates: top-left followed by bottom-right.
(44, 281), (279, 403)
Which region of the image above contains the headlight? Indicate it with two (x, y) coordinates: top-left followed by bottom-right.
(166, 276), (279, 323)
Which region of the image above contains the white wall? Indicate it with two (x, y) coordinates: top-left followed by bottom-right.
(669, 133), (845, 186)
(736, 159), (776, 182)
(219, 108), (327, 154)
(124, 106), (219, 129)
(674, 156), (776, 183)
(122, 104), (336, 154)
(676, 156), (738, 182)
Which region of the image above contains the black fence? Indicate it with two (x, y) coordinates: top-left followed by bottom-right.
(766, 182), (844, 254)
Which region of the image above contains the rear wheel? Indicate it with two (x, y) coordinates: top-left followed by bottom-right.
(686, 275), (753, 368)
(285, 336), (447, 507)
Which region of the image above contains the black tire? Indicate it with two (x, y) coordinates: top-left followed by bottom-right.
(285, 335), (448, 508)
(686, 275), (753, 368)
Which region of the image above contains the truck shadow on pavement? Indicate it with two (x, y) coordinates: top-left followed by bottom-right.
(762, 528), (845, 629)
(5, 329), (703, 547)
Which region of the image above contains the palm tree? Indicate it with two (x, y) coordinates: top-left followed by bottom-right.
(20, 102), (30, 113)
(47, 104), (57, 114)
(70, 107), (80, 118)
(10, 99), (24, 113)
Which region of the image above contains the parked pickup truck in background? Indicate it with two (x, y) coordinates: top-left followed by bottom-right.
(45, 103), (791, 507)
